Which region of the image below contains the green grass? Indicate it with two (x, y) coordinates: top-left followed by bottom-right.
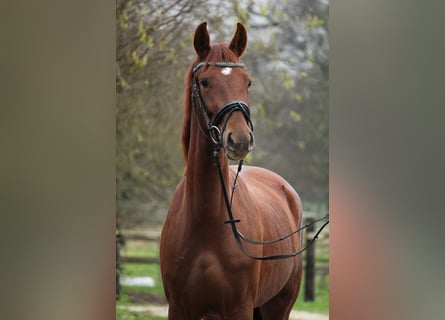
(293, 273), (329, 314)
(120, 240), (157, 257)
(117, 241), (165, 319)
(117, 290), (166, 320)
(120, 263), (164, 295)
(119, 241), (164, 297)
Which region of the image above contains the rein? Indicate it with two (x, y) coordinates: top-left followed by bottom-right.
(192, 61), (329, 260)
(214, 152), (329, 260)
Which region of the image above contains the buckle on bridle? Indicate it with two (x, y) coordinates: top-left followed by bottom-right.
(209, 125), (222, 145)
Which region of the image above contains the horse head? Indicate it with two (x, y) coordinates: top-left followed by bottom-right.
(188, 22), (255, 161)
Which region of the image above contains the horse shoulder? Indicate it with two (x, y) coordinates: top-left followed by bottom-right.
(232, 165), (302, 223)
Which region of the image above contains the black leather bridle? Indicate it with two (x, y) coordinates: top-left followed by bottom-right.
(191, 61), (253, 148)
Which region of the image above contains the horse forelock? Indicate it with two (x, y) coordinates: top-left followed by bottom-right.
(181, 44), (242, 165)
(202, 43), (241, 68)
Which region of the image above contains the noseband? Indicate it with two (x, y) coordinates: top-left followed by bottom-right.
(191, 62), (253, 148)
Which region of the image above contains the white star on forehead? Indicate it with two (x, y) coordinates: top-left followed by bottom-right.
(221, 67), (232, 75)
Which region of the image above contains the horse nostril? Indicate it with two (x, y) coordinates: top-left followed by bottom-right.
(226, 132), (254, 150)
(248, 132), (255, 149)
(228, 133), (235, 147)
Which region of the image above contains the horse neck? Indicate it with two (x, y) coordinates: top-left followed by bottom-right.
(184, 119), (230, 225)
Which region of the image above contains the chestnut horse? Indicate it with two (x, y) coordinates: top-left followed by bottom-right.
(160, 22), (303, 320)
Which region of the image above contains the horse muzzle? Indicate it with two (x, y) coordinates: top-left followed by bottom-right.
(223, 130), (254, 161)
(212, 100), (254, 161)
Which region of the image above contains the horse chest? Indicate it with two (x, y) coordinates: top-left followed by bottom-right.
(175, 246), (251, 281)
(182, 251), (254, 306)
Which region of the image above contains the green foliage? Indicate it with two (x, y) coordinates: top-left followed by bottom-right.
(117, 0), (329, 225)
(305, 14), (326, 29)
(240, 0), (329, 205)
(117, 0), (205, 226)
(290, 110), (302, 122)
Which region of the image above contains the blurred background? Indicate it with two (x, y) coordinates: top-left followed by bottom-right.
(116, 0), (329, 226)
(4, 1), (443, 319)
(116, 0), (329, 318)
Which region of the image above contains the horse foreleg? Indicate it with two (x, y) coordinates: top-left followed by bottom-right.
(167, 304), (199, 320)
(257, 257), (303, 320)
(167, 305), (182, 320)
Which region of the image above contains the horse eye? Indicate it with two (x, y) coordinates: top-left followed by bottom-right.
(248, 80), (253, 88)
(200, 78), (209, 88)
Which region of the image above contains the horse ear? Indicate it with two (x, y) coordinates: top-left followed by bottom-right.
(194, 22), (210, 60)
(229, 23), (247, 57)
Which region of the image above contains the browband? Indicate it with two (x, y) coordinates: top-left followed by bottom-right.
(193, 62), (245, 74)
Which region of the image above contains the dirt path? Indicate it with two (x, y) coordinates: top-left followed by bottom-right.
(119, 304), (329, 320)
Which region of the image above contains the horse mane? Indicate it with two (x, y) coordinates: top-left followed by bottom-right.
(181, 43), (241, 165)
